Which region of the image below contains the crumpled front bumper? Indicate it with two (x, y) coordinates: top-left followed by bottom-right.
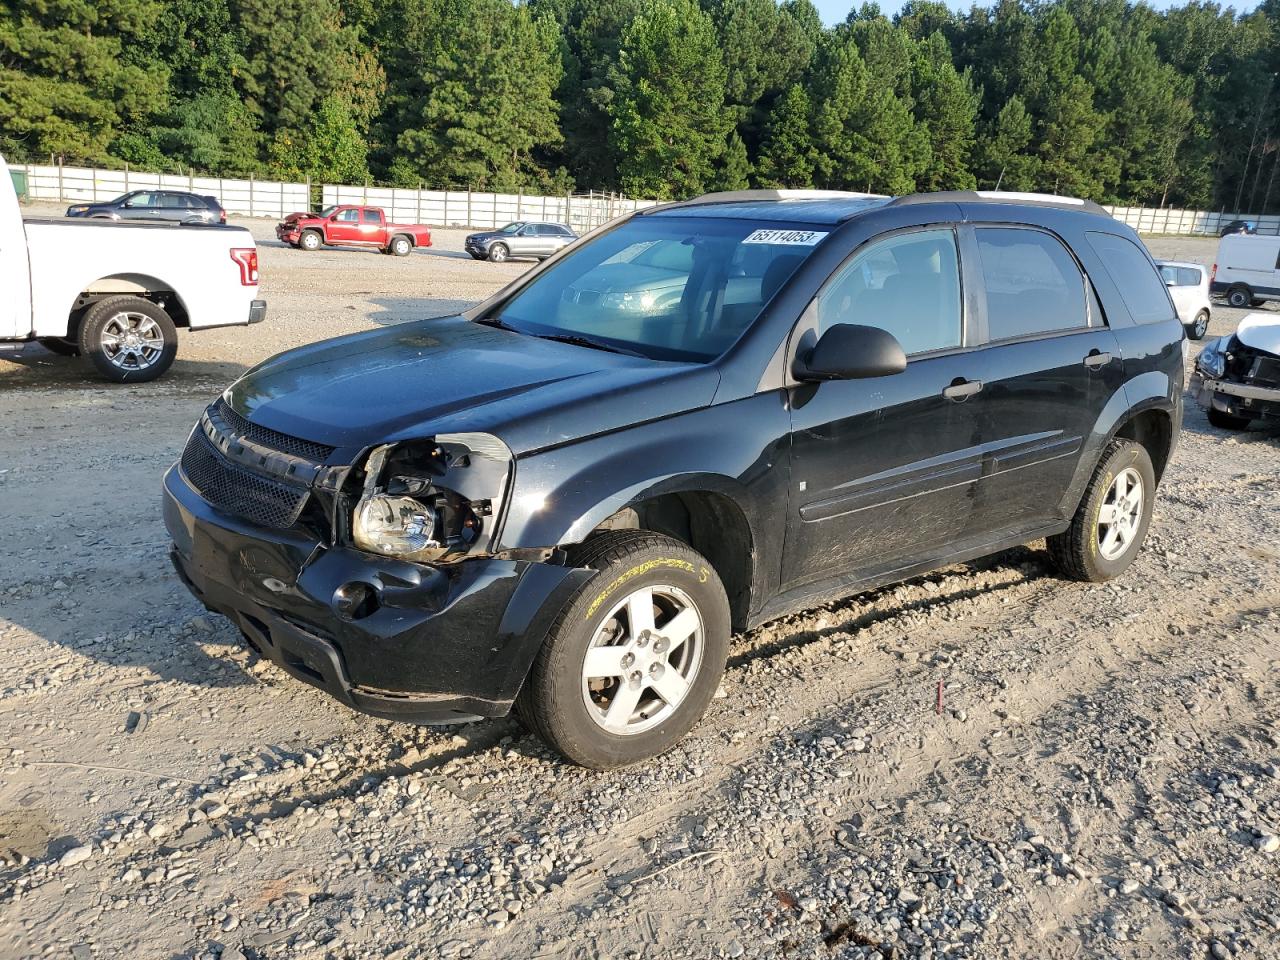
(162, 465), (591, 724)
(1192, 370), (1280, 420)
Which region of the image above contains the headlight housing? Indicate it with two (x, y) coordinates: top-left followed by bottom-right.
(602, 290), (659, 312)
(1198, 337), (1227, 379)
(350, 432), (511, 563)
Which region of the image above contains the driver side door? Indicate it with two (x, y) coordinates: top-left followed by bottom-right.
(782, 226), (986, 593)
(328, 208), (363, 243)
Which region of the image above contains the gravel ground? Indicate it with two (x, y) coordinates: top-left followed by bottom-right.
(1, 215), (1279, 960)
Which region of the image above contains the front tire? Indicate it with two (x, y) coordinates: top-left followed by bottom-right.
(1048, 439), (1156, 583)
(517, 531), (730, 768)
(488, 242), (509, 263)
(1227, 285), (1252, 308)
(299, 230), (322, 251)
(1208, 407), (1252, 431)
(1188, 310), (1209, 340)
(78, 296), (177, 383)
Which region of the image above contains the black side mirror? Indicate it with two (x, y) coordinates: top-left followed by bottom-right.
(794, 323), (907, 381)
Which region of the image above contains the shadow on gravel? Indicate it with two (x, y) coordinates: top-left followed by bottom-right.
(0, 348), (248, 391)
(1180, 401), (1280, 444)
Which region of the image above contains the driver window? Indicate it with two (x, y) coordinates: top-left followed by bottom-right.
(817, 228), (962, 356)
(336, 208), (360, 223)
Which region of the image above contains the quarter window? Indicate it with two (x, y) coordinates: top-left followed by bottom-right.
(817, 229), (962, 356)
(975, 228), (1088, 340)
(1085, 232), (1175, 324)
(1179, 267), (1202, 286)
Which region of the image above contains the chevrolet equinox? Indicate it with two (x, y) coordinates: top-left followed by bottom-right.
(163, 190), (1184, 768)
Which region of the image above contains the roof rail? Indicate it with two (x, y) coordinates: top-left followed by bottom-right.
(672, 188), (889, 207)
(890, 190), (1109, 216)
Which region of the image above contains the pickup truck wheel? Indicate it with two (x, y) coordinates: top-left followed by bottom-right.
(78, 297), (177, 383)
(1227, 285), (1253, 308)
(1208, 407), (1252, 430)
(488, 242), (509, 263)
(516, 531), (730, 768)
(37, 337), (80, 357)
(1187, 310), (1210, 340)
(299, 230), (322, 251)
(390, 236), (412, 257)
(1048, 439), (1155, 583)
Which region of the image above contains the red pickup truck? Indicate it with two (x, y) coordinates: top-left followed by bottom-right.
(276, 205), (432, 256)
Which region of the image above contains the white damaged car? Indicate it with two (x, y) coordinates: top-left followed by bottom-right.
(1193, 313), (1280, 429)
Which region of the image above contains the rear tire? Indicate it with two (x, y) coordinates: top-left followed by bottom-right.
(516, 531), (730, 768)
(390, 236), (412, 257)
(299, 230), (322, 251)
(1048, 439), (1156, 583)
(488, 242), (509, 263)
(1227, 285), (1252, 308)
(1208, 407), (1252, 431)
(78, 296), (177, 383)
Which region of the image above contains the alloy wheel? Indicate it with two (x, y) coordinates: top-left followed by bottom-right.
(580, 584), (704, 735)
(1097, 467), (1144, 561)
(100, 312), (165, 372)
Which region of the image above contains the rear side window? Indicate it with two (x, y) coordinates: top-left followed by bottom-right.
(818, 228), (963, 356)
(975, 228), (1087, 340)
(362, 209), (383, 224)
(1085, 232), (1175, 324)
(1179, 267), (1202, 286)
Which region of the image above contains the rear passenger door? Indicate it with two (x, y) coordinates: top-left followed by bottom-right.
(360, 208), (385, 244)
(964, 225), (1124, 537)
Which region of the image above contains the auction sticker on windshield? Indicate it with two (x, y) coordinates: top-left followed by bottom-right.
(742, 229), (828, 245)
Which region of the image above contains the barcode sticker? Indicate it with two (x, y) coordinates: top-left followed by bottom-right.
(742, 229), (828, 246)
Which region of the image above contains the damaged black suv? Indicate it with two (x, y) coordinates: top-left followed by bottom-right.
(164, 190), (1184, 768)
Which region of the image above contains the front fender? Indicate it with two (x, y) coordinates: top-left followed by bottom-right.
(497, 391), (792, 580)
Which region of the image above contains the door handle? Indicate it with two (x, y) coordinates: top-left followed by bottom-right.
(942, 378), (983, 400)
(1083, 350), (1113, 369)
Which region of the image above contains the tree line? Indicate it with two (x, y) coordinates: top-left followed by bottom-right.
(2, 0), (1278, 211)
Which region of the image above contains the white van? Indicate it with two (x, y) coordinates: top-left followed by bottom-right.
(1212, 233), (1280, 308)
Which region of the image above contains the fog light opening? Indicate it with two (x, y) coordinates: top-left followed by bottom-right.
(334, 582), (378, 621)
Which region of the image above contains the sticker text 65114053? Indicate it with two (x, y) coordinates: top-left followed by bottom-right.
(741, 229), (828, 246)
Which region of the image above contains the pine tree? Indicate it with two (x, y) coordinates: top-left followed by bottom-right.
(377, 0), (564, 189)
(756, 85), (815, 187)
(911, 31), (978, 191)
(711, 131), (753, 190)
(610, 0), (730, 198)
(980, 95), (1038, 190)
(809, 38), (873, 189)
(0, 0), (169, 162)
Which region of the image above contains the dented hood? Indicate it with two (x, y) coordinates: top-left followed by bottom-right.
(1235, 313), (1280, 356)
(225, 316), (718, 456)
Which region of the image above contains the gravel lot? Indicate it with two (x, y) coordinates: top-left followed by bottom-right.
(2, 215), (1279, 960)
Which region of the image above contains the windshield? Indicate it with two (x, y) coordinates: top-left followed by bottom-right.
(317, 206), (337, 218)
(499, 222), (525, 234)
(491, 216), (827, 361)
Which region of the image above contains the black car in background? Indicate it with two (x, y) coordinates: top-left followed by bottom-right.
(66, 190), (227, 225)
(164, 189), (1185, 768)
(1219, 219), (1257, 237)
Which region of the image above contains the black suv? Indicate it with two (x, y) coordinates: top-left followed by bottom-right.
(66, 190), (227, 224)
(163, 190), (1184, 768)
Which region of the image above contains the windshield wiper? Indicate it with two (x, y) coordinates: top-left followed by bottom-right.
(532, 333), (647, 358)
(474, 316), (519, 331)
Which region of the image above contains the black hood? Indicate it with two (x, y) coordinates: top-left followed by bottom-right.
(225, 317), (718, 457)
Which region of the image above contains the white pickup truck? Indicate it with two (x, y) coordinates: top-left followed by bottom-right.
(0, 155), (265, 382)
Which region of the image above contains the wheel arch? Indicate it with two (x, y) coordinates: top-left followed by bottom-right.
(586, 489), (756, 631)
(71, 275), (189, 329)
